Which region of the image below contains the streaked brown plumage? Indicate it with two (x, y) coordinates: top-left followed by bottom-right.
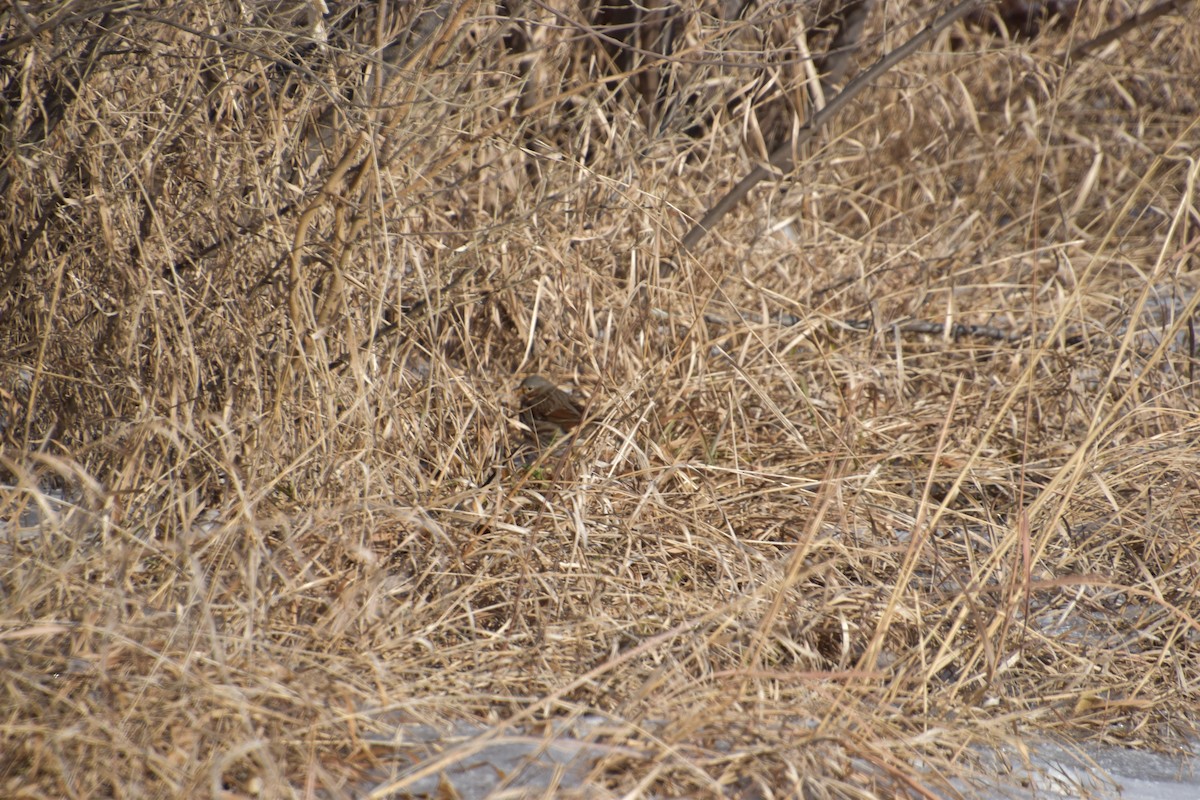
(518, 375), (583, 446)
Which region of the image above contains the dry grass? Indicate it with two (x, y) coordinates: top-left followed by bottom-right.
(2, 0), (1199, 797)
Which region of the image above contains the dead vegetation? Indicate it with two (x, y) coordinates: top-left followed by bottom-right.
(2, 0), (1199, 797)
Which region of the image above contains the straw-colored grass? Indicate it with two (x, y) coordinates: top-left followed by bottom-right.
(2, 0), (1198, 796)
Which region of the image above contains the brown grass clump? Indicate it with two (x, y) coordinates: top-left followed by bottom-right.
(2, 0), (1199, 797)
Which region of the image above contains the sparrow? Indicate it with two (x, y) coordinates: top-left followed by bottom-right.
(517, 375), (584, 446)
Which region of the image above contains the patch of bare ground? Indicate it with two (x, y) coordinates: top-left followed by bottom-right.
(2, 0), (1198, 797)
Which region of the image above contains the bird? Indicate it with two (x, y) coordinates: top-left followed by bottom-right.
(517, 375), (584, 446)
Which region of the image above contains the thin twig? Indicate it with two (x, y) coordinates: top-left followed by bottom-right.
(678, 0), (984, 254)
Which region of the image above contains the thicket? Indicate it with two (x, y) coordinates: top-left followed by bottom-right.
(2, 1), (1198, 796)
